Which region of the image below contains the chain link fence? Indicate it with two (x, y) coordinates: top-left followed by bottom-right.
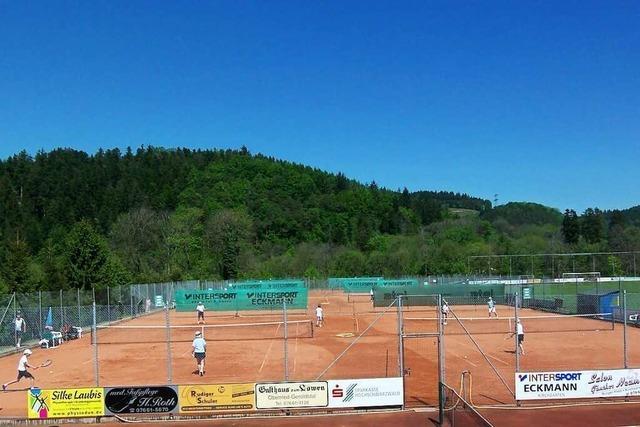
(0, 283), (175, 354)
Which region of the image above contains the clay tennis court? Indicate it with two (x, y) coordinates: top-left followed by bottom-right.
(2, 289), (640, 425)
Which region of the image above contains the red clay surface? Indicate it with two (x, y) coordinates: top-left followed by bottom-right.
(1, 289), (640, 426)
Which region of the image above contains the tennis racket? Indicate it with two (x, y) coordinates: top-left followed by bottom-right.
(36, 360), (52, 368)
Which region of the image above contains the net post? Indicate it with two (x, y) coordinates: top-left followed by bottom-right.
(283, 301), (288, 381)
(92, 301), (99, 386)
(166, 305), (173, 384)
(623, 289), (628, 369)
(514, 291), (520, 407)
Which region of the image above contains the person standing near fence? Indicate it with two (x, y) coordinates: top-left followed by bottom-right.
(370, 288), (375, 302)
(191, 331), (206, 376)
(488, 297), (498, 318)
(196, 302), (205, 325)
(14, 312), (26, 348)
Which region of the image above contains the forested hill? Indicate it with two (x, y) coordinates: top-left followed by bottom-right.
(0, 146), (638, 293)
(0, 146), (485, 248)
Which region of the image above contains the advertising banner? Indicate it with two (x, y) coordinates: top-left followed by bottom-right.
(175, 287), (307, 312)
(27, 387), (104, 419)
(516, 369), (640, 400)
(178, 383), (255, 413)
(342, 278), (383, 293)
(104, 386), (178, 415)
(379, 279), (418, 288)
(255, 381), (328, 409)
(234, 280), (304, 290)
(327, 377), (404, 408)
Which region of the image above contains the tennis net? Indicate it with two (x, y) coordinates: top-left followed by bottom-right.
(405, 312), (614, 336)
(93, 319), (314, 344)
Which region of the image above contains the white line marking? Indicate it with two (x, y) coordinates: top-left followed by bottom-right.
(258, 323), (282, 373)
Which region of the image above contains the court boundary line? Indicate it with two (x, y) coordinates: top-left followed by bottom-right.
(258, 323), (282, 373)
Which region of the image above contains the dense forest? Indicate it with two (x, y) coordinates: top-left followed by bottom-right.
(0, 146), (638, 293)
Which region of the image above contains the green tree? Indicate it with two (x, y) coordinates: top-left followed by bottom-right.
(110, 207), (169, 281)
(166, 207), (204, 278)
(561, 209), (580, 244)
(64, 220), (111, 289)
(204, 209), (252, 280)
(581, 208), (605, 244)
(1, 239), (31, 292)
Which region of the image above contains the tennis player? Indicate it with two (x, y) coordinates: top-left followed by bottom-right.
(192, 331), (206, 376)
(14, 313), (26, 348)
(315, 304), (324, 328)
(370, 288), (375, 302)
(488, 297), (498, 318)
(441, 301), (450, 325)
(3, 349), (37, 390)
(515, 319), (525, 355)
(196, 302), (205, 325)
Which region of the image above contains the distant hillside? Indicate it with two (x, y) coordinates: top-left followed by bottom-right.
(0, 147), (489, 250)
(480, 202), (563, 226)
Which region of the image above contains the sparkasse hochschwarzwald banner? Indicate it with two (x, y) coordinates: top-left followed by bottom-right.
(327, 377), (403, 408)
(516, 369), (640, 400)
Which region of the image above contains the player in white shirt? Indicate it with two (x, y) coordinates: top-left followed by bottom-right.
(196, 302), (205, 325)
(370, 288), (375, 302)
(488, 297), (498, 318)
(14, 313), (26, 348)
(3, 349), (36, 390)
(192, 331), (207, 376)
(315, 304), (324, 328)
(441, 302), (450, 325)
(510, 319), (525, 355)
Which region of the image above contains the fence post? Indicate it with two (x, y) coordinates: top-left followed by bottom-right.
(13, 291), (17, 348)
(92, 301), (99, 386)
(623, 290), (628, 369)
(60, 289), (64, 330)
(283, 301), (288, 381)
(166, 306), (172, 384)
(38, 291), (42, 336)
(514, 292), (520, 407)
(107, 286), (111, 325)
(398, 295), (405, 410)
(437, 294), (445, 426)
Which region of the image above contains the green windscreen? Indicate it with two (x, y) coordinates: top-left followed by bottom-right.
(175, 282), (307, 312)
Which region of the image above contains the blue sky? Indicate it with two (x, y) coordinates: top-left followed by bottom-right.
(1, 1), (638, 212)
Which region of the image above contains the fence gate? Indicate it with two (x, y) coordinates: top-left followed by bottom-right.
(402, 332), (440, 407)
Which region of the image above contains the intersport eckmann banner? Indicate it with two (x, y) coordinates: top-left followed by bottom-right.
(515, 369), (640, 400)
